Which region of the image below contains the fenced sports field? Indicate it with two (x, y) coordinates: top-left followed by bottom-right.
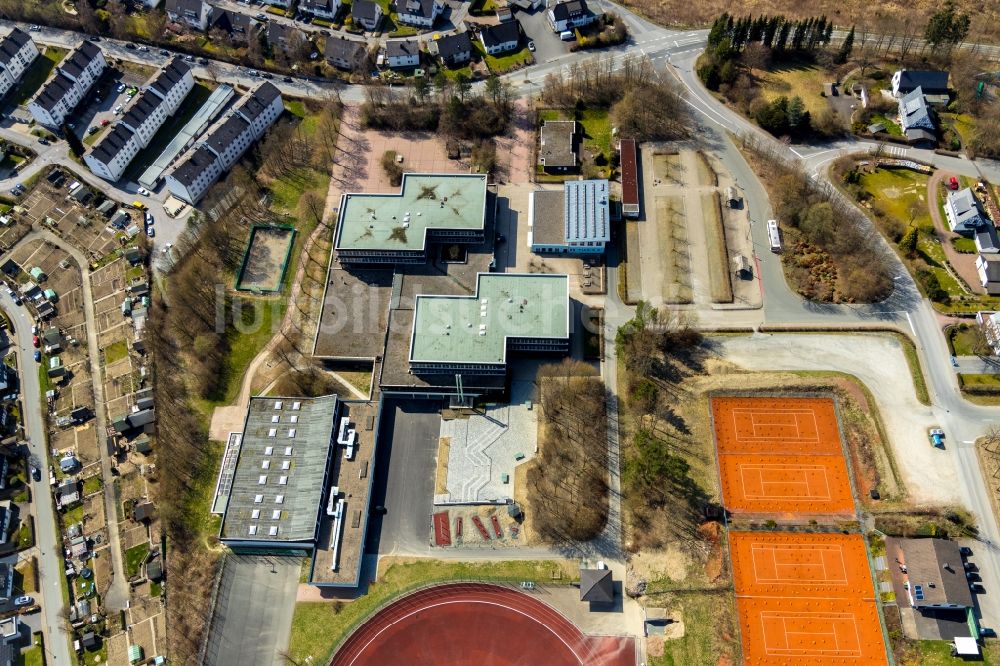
(234, 224), (296, 293)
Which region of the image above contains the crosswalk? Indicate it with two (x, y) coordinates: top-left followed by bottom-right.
(881, 145), (910, 158)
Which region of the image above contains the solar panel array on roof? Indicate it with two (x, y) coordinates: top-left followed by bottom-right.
(563, 180), (610, 245)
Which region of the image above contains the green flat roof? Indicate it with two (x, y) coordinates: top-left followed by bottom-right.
(336, 173), (488, 252)
(410, 273), (569, 365)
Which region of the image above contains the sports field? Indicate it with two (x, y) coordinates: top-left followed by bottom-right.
(712, 397), (855, 515)
(730, 532), (888, 665)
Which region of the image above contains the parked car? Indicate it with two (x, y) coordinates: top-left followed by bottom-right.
(138, 45), (149, 52)
(160, 49), (169, 56)
(961, 546), (974, 556)
(144, 212), (153, 224)
(37, 137), (49, 145)
(32, 336), (39, 348)
(198, 58), (208, 65)
(101, 119), (110, 127)
(184, 54), (194, 62)
(949, 176), (959, 190)
(30, 465), (39, 480)
(87, 126), (99, 135)
(113, 105), (123, 114)
(528, 40), (536, 52)
(33, 351), (40, 363)
(116, 83), (126, 93)
(255, 13), (267, 20)
(125, 42), (137, 50)
(929, 428), (945, 448)
(968, 571), (982, 582)
(283, 76), (293, 83)
(88, 35), (101, 41)
(983, 627), (997, 638)
(137, 187), (150, 196)
(13, 596), (31, 607)
(29, 25), (40, 32)
(146, 226), (154, 238)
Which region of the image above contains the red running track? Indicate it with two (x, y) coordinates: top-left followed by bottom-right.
(330, 582), (636, 666)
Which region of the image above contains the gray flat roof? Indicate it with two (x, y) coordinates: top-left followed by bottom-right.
(565, 179), (610, 244)
(409, 273), (569, 365)
(529, 189), (566, 246)
(336, 173), (488, 252)
(219, 395), (338, 544)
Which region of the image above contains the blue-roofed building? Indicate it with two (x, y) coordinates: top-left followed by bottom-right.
(898, 87), (937, 147)
(528, 179), (610, 254)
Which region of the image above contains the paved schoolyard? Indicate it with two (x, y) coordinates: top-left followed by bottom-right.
(438, 379), (538, 503)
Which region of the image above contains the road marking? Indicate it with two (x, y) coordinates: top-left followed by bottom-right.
(904, 312), (916, 336)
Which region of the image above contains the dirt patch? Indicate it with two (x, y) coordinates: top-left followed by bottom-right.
(695, 151), (718, 187)
(702, 191), (732, 303)
(654, 196), (693, 304)
(434, 436), (450, 495)
(237, 226), (295, 293)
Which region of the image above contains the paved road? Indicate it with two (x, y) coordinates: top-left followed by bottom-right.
(0, 291), (72, 665)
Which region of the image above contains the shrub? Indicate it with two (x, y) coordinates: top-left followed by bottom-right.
(381, 150), (404, 186)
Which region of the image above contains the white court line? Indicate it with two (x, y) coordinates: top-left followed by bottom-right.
(738, 464), (835, 501)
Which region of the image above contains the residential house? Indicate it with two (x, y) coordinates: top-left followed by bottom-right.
(0, 615), (18, 666)
(57, 478), (80, 507)
(133, 501), (156, 522)
(977, 310), (1000, 354)
(145, 57), (195, 116)
(978, 255), (1000, 296)
(261, 0), (293, 7)
(210, 9), (260, 44)
(0, 563), (11, 607)
(538, 120), (576, 172)
(547, 0), (596, 33)
(945, 187), (992, 235)
(434, 32), (472, 67)
(977, 223), (1000, 254)
(267, 21), (308, 56)
(300, 0), (339, 20)
(886, 537), (973, 610)
(325, 37), (368, 71)
(385, 39), (420, 69)
(0, 28), (39, 100)
(28, 41), (106, 128)
(891, 69), (950, 103)
(528, 179), (610, 254)
(165, 0), (213, 31)
(479, 21), (520, 55)
(496, 0), (514, 22)
(394, 0), (444, 27)
(351, 0), (384, 31)
(897, 87), (936, 147)
(166, 82), (283, 205)
(0, 501), (11, 546)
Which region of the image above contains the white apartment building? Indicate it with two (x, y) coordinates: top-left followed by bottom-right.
(83, 58), (193, 182)
(0, 28), (39, 99)
(166, 82), (283, 205)
(28, 41), (106, 128)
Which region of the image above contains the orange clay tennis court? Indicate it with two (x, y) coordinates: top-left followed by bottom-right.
(712, 397), (855, 515)
(731, 532), (888, 665)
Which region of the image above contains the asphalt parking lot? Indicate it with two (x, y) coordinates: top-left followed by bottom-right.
(517, 7), (572, 64)
(71, 67), (147, 144)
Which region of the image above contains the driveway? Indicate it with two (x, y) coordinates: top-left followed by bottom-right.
(927, 169), (983, 294)
(516, 7), (569, 64)
(202, 554), (300, 666)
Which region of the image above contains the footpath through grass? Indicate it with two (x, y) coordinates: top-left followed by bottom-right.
(287, 559), (577, 664)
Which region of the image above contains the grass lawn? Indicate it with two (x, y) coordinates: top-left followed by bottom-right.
(870, 113), (903, 136)
(215, 296), (284, 405)
(82, 129), (104, 146)
(82, 475), (103, 495)
(7, 47), (66, 108)
(909, 639), (1000, 664)
(539, 109), (563, 122)
(82, 641), (108, 666)
(287, 559), (576, 664)
(36, 356), (52, 399)
(442, 63), (473, 82)
(859, 168), (932, 231)
(758, 61), (830, 117)
(124, 542), (150, 578)
(62, 504), (83, 527)
(477, 43), (533, 74)
(577, 108), (612, 163)
(120, 82), (214, 184)
(952, 236), (977, 253)
(103, 340), (128, 365)
(648, 591), (741, 666)
(150, 579), (162, 597)
(15, 520), (33, 551)
(20, 642), (44, 666)
(960, 373), (1000, 387)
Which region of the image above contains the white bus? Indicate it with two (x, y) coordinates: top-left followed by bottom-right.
(767, 219), (781, 253)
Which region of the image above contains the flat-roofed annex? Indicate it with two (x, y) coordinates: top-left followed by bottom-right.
(409, 273), (569, 366)
(335, 173), (488, 252)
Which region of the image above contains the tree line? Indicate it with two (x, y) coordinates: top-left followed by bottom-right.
(707, 13), (834, 55)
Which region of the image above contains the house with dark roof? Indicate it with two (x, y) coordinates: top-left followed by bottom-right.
(386, 39), (420, 68)
(84, 125), (139, 182)
(580, 567), (614, 604)
(326, 37), (368, 71)
(267, 21), (308, 55)
(433, 32), (472, 67)
(165, 145), (222, 205)
(300, 0), (340, 20)
(976, 223), (1000, 254)
(538, 120), (576, 172)
(210, 9), (259, 44)
(0, 28), (39, 100)
(480, 21), (520, 55)
(28, 42), (106, 128)
(146, 58), (194, 114)
(233, 81), (283, 140)
(351, 0), (384, 31)
(547, 0), (595, 32)
(892, 69), (950, 102)
(119, 93), (169, 148)
(887, 537), (973, 610)
(978, 255), (1000, 295)
(166, 0), (213, 30)
(394, 0), (444, 27)
(898, 87), (937, 148)
(945, 187), (991, 235)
